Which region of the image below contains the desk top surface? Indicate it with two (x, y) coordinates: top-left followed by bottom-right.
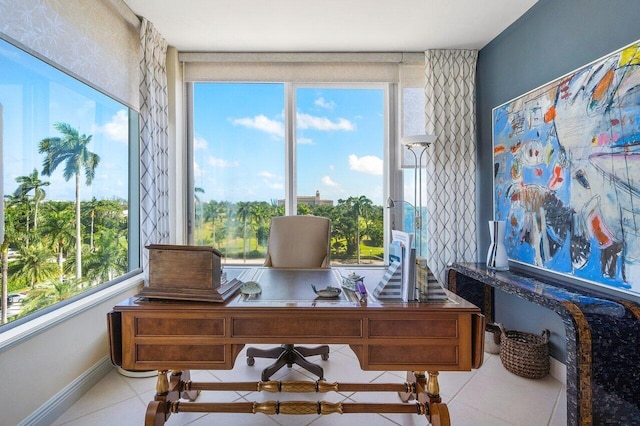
(119, 267), (478, 312)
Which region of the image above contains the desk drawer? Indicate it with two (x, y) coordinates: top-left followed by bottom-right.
(232, 317), (363, 338)
(135, 317), (225, 337)
(369, 318), (459, 339)
(368, 344), (459, 367)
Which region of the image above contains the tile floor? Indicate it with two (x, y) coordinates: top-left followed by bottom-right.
(53, 344), (566, 425)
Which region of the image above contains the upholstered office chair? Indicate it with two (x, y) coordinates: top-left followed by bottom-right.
(246, 215), (331, 381)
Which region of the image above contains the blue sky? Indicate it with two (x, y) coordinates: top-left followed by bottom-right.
(2, 37), (386, 207)
(193, 83), (385, 205)
(1, 39), (129, 203)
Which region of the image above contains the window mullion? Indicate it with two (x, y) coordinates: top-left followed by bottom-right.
(285, 82), (296, 215)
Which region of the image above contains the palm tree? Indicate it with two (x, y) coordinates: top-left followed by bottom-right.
(235, 202), (251, 262)
(17, 278), (80, 318)
(85, 229), (127, 283)
(203, 201), (227, 247)
(13, 169), (50, 229)
(39, 122), (100, 279)
(6, 193), (32, 245)
(1, 205), (18, 324)
(40, 202), (74, 273)
(14, 241), (59, 288)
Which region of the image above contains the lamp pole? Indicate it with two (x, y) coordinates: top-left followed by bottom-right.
(402, 135), (435, 257)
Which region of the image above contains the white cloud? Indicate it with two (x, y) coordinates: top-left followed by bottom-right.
(259, 171), (283, 189)
(208, 156), (239, 168)
(258, 171), (275, 178)
(94, 109), (128, 143)
(297, 137), (314, 145)
(297, 113), (355, 131)
(348, 154), (383, 175)
(314, 97), (336, 110)
(232, 115), (284, 138)
(194, 136), (208, 150)
(322, 175), (339, 187)
(193, 161), (203, 177)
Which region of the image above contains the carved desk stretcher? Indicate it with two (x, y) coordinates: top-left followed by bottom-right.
(108, 268), (484, 426)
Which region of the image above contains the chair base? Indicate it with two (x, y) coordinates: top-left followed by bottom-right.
(246, 344), (329, 381)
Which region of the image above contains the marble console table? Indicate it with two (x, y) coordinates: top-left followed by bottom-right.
(447, 262), (640, 426)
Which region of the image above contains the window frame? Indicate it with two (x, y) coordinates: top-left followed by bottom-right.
(186, 81), (399, 264)
(0, 35), (142, 334)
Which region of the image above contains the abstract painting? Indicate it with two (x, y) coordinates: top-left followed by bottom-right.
(493, 39), (640, 299)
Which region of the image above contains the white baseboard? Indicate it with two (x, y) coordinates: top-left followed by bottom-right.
(549, 356), (566, 385)
(18, 356), (113, 426)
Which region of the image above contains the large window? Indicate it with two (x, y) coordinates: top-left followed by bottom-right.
(191, 83), (386, 265)
(0, 38), (139, 328)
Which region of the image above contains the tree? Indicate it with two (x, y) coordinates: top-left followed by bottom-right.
(14, 241), (59, 288)
(235, 202), (251, 262)
(39, 122), (100, 279)
(40, 202), (74, 272)
(13, 169), (50, 230)
(338, 196), (373, 263)
(1, 204), (19, 324)
(203, 201), (227, 247)
(85, 229), (127, 283)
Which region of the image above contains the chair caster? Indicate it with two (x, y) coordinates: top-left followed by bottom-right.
(321, 353), (329, 361)
(247, 357), (255, 366)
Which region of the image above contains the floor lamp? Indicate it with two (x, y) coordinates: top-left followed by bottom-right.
(402, 134), (447, 301)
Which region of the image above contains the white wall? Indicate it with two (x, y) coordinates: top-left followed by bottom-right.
(0, 280), (142, 425)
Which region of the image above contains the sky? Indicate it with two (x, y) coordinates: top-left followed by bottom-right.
(2, 37), (386, 208)
(1, 39), (130, 203)
(193, 83), (385, 206)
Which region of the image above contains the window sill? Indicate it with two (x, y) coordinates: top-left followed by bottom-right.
(0, 273), (144, 352)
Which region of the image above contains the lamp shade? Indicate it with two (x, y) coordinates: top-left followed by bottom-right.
(401, 134), (436, 147)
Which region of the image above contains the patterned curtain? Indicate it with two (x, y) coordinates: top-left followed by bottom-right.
(139, 18), (170, 277)
(424, 50), (478, 284)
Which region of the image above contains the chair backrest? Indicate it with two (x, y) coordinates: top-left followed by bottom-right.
(263, 215), (331, 268)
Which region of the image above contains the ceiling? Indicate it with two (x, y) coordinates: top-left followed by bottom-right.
(122, 0), (538, 53)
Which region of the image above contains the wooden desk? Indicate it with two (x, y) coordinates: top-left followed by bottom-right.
(108, 268), (484, 425)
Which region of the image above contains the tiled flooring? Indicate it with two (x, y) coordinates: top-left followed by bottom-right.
(53, 345), (566, 425)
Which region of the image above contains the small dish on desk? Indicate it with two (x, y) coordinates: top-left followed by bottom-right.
(240, 281), (262, 295)
(311, 284), (341, 298)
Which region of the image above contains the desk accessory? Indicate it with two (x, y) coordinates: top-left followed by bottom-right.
(373, 259), (403, 299)
(341, 273), (363, 292)
(240, 281), (262, 295)
(416, 257), (447, 301)
(137, 244), (242, 302)
(311, 284), (341, 298)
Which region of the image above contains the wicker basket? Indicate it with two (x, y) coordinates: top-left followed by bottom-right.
(498, 324), (550, 379)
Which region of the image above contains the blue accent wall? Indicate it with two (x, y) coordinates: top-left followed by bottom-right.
(477, 0), (640, 362)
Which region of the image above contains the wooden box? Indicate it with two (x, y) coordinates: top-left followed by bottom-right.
(137, 244), (224, 301)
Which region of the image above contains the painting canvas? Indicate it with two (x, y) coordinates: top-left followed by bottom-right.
(492, 39), (640, 299)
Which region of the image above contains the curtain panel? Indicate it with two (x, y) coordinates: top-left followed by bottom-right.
(424, 49), (479, 284)
(139, 18), (170, 277)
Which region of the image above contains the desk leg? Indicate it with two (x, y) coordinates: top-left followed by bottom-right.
(398, 371), (450, 426)
(145, 370), (187, 426)
(170, 370), (199, 401)
(425, 371), (451, 426)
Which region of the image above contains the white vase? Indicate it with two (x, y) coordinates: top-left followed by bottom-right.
(486, 220), (509, 271)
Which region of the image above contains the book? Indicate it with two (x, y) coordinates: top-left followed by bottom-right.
(391, 230), (416, 302)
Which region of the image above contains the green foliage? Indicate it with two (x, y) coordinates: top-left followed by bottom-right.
(194, 196), (384, 264)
